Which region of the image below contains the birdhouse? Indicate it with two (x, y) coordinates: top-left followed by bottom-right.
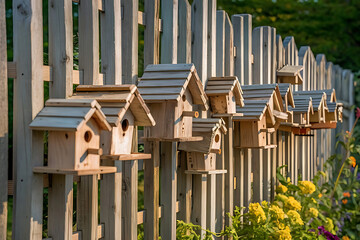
(293, 91), (328, 129)
(205, 76), (244, 115)
(233, 100), (277, 149)
(72, 85), (155, 160)
(277, 65), (303, 85)
(241, 84), (288, 129)
(278, 83), (295, 123)
(138, 64), (209, 141)
(30, 99), (116, 175)
(284, 95), (314, 135)
(178, 118), (227, 173)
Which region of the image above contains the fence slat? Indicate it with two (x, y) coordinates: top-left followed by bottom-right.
(192, 174), (207, 236)
(178, 0), (191, 64)
(239, 14), (252, 85)
(224, 117), (234, 225)
(144, 141), (160, 240)
(12, 0), (44, 238)
(224, 14), (234, 76)
(161, 0), (178, 64)
(100, 0), (122, 84)
(215, 137), (225, 236)
(232, 14), (244, 84)
(144, 0), (160, 67)
(47, 0), (74, 238)
(0, 0), (7, 238)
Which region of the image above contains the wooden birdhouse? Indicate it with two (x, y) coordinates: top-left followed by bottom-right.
(30, 99), (116, 175)
(293, 91), (328, 129)
(277, 65), (303, 85)
(282, 95), (314, 135)
(278, 83), (295, 123)
(205, 76), (244, 115)
(178, 118), (227, 173)
(138, 64), (209, 141)
(72, 85), (155, 160)
(233, 100), (277, 149)
(241, 84), (288, 129)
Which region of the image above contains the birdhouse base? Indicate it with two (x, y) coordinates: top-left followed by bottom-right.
(101, 153), (152, 161)
(33, 166), (117, 176)
(142, 136), (203, 142)
(185, 169), (227, 175)
(310, 122), (337, 129)
(212, 113), (244, 118)
(234, 145), (277, 149)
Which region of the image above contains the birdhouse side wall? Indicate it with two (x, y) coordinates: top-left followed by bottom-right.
(145, 102), (176, 139)
(48, 131), (76, 169)
(111, 111), (135, 155)
(74, 118), (101, 170)
(309, 111), (320, 123)
(209, 129), (222, 151)
(186, 152), (216, 171)
(174, 89), (193, 139)
(325, 111), (336, 122)
(239, 117), (266, 148)
(179, 131), (212, 153)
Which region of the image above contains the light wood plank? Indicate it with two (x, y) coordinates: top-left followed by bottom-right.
(161, 0), (178, 64)
(122, 0), (138, 84)
(144, 0), (160, 67)
(191, 174), (207, 236)
(215, 136), (225, 236)
(12, 0), (44, 238)
(207, 0), (216, 79)
(252, 27), (263, 84)
(100, 0), (122, 84)
(224, 117), (233, 226)
(177, 151), (192, 223)
(224, 13), (234, 76)
(178, 0), (191, 64)
(206, 174), (216, 233)
(160, 142), (177, 239)
(144, 141), (160, 240)
(237, 14), (252, 85)
(0, 0), (7, 237)
(232, 14), (244, 84)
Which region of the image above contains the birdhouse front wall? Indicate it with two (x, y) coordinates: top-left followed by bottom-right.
(74, 118), (101, 170)
(210, 129), (222, 152)
(101, 111), (135, 155)
(48, 131), (76, 169)
(209, 91), (236, 114)
(174, 89), (194, 139)
(238, 116), (267, 148)
(187, 152), (216, 171)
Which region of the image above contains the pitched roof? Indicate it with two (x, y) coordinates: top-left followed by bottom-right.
(292, 91), (327, 110)
(235, 100), (276, 126)
(289, 96), (314, 114)
(138, 64), (209, 110)
(277, 65), (303, 85)
(72, 85), (155, 127)
(205, 76), (244, 107)
(278, 83), (295, 108)
(30, 99), (111, 131)
(192, 118), (227, 134)
(299, 89), (336, 103)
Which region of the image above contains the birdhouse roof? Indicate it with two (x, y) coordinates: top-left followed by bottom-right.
(293, 91), (327, 110)
(277, 65), (303, 85)
(72, 85), (155, 127)
(235, 100), (276, 126)
(178, 118), (227, 153)
(289, 96), (314, 114)
(205, 76), (244, 107)
(138, 64), (209, 110)
(327, 102), (337, 113)
(278, 83), (295, 108)
(298, 89), (336, 103)
(30, 99), (111, 131)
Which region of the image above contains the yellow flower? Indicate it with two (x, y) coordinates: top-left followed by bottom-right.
(277, 194), (289, 202)
(287, 177), (291, 183)
(342, 236), (350, 240)
(270, 205), (285, 220)
(325, 217), (334, 232)
(249, 203), (266, 223)
(285, 196), (302, 211)
(298, 181), (316, 194)
(262, 200), (268, 208)
(318, 193), (323, 198)
(349, 156), (356, 168)
(275, 226), (292, 240)
(277, 184), (288, 193)
(309, 208), (318, 218)
(287, 210), (304, 225)
(311, 198), (317, 204)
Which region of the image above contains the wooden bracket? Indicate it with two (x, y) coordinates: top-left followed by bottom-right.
(182, 111), (199, 118)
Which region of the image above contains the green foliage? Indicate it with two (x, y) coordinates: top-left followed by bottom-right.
(176, 220), (217, 240)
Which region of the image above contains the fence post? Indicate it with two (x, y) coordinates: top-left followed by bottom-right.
(0, 0), (7, 238)
(12, 0), (44, 238)
(47, 0), (74, 238)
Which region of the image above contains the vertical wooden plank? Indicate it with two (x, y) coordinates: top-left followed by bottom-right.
(232, 14), (244, 84)
(252, 27), (263, 84)
(144, 0), (160, 67)
(224, 14), (234, 76)
(122, 160), (138, 240)
(77, 1), (100, 239)
(79, 0), (99, 84)
(0, 0), (7, 238)
(206, 174), (216, 233)
(178, 0), (191, 64)
(262, 26), (272, 84)
(122, 0), (138, 84)
(244, 149), (252, 206)
(100, 0), (122, 84)
(192, 174), (207, 236)
(224, 117), (234, 225)
(160, 142), (177, 239)
(215, 136), (225, 236)
(177, 151), (192, 223)
(161, 0), (178, 64)
(207, 0), (216, 78)
(47, 0), (74, 238)
(191, 0), (208, 84)
(100, 161), (122, 240)
(12, 0), (44, 238)
(234, 122), (244, 208)
(144, 141), (160, 240)
(238, 14), (252, 85)
(216, 11), (225, 77)
(252, 149), (263, 202)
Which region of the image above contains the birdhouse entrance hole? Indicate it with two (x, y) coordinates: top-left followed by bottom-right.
(84, 131), (92, 143)
(122, 119), (129, 136)
(215, 134), (220, 143)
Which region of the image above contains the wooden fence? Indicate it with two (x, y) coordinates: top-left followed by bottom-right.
(0, 0), (355, 239)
